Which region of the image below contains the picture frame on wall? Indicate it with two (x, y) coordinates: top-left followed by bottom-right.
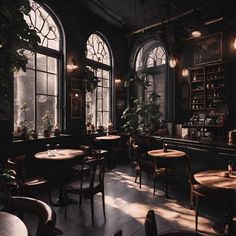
(71, 93), (82, 119)
(194, 32), (222, 65)
(71, 77), (80, 91)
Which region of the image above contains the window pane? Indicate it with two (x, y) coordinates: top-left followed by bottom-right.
(103, 78), (109, 87)
(103, 88), (109, 111)
(36, 72), (47, 94)
(14, 69), (35, 129)
(37, 54), (47, 72)
(36, 95), (57, 132)
(48, 74), (57, 95)
(97, 99), (102, 111)
(25, 50), (35, 69)
(103, 112), (109, 128)
(48, 56), (57, 74)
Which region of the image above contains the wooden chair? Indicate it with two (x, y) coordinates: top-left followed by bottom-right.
(187, 147), (221, 232)
(145, 210), (158, 236)
(134, 136), (166, 195)
(7, 155), (52, 204)
(6, 196), (62, 236)
(64, 157), (106, 224)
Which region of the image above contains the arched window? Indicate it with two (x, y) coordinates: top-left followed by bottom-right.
(14, 0), (63, 133)
(135, 42), (167, 119)
(85, 33), (112, 129)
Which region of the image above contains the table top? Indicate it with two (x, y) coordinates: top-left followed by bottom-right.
(148, 149), (186, 159)
(96, 135), (121, 141)
(194, 170), (236, 190)
(0, 211), (28, 236)
(35, 148), (84, 161)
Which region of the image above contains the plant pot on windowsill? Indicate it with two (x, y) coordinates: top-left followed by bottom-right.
(54, 129), (60, 137)
(43, 130), (51, 138)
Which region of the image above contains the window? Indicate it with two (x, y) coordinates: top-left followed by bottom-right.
(14, 0), (62, 133)
(135, 42), (167, 118)
(85, 33), (112, 129)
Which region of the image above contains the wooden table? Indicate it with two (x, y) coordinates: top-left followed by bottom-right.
(194, 170), (236, 235)
(35, 149), (84, 206)
(0, 211), (28, 236)
(95, 135), (121, 141)
(95, 135), (121, 168)
(148, 149), (186, 198)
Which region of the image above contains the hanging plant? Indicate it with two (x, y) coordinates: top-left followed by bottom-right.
(82, 67), (100, 92)
(124, 72), (150, 89)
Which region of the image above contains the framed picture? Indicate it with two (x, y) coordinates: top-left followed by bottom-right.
(71, 94), (82, 119)
(194, 32), (222, 65)
(71, 77), (80, 91)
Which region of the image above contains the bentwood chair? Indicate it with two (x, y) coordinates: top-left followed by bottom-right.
(64, 157), (106, 224)
(187, 147), (221, 232)
(6, 196), (62, 236)
(7, 155), (52, 204)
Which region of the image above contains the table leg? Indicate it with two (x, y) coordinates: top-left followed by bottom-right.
(164, 168), (169, 198)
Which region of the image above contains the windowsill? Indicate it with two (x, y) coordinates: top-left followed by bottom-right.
(13, 134), (70, 143)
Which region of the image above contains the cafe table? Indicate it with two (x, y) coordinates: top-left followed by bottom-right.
(148, 149), (186, 198)
(95, 135), (121, 168)
(35, 149), (84, 206)
(0, 211), (28, 236)
(194, 170), (236, 235)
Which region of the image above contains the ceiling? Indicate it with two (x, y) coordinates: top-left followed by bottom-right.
(79, 0), (236, 36)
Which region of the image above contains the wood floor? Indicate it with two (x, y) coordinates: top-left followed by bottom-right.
(26, 164), (222, 236)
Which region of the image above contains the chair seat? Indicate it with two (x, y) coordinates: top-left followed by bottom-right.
(20, 176), (48, 187)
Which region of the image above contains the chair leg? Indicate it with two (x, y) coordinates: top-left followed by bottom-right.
(153, 175), (156, 195)
(190, 190), (194, 210)
(90, 196), (95, 224)
(139, 170), (142, 189)
(102, 190), (106, 219)
(195, 195), (199, 232)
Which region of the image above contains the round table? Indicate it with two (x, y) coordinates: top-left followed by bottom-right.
(95, 135), (121, 168)
(95, 135), (121, 141)
(35, 149), (84, 206)
(0, 211), (28, 236)
(194, 170), (236, 235)
(148, 149), (186, 159)
(148, 149), (186, 198)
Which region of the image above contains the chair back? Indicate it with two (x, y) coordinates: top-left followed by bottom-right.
(6, 196), (62, 236)
(82, 157), (106, 190)
(7, 155), (27, 179)
(145, 210), (158, 236)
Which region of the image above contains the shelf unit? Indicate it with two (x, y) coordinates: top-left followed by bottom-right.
(190, 62), (227, 111)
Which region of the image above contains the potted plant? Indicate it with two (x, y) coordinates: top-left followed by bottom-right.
(122, 92), (162, 137)
(0, 167), (16, 210)
(82, 67), (100, 92)
(42, 111), (53, 137)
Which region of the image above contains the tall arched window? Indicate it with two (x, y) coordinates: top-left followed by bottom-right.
(85, 33), (112, 128)
(14, 0), (63, 132)
(135, 41), (167, 119)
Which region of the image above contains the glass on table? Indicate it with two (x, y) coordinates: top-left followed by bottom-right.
(55, 144), (60, 154)
(46, 144), (52, 157)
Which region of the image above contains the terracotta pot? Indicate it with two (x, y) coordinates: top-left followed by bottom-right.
(43, 130), (51, 138)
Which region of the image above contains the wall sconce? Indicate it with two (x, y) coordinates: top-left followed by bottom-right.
(115, 79), (122, 84)
(192, 30), (202, 38)
(233, 37), (236, 50)
(67, 58), (79, 71)
(169, 57), (177, 68)
(182, 68), (189, 78)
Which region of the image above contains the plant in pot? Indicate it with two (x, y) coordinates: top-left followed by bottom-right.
(0, 0), (40, 126)
(82, 67), (100, 93)
(122, 92), (162, 137)
(0, 167), (16, 210)
(42, 111), (53, 138)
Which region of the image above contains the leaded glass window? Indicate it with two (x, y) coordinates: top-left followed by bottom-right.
(135, 44), (167, 119)
(85, 33), (112, 129)
(14, 0), (62, 133)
